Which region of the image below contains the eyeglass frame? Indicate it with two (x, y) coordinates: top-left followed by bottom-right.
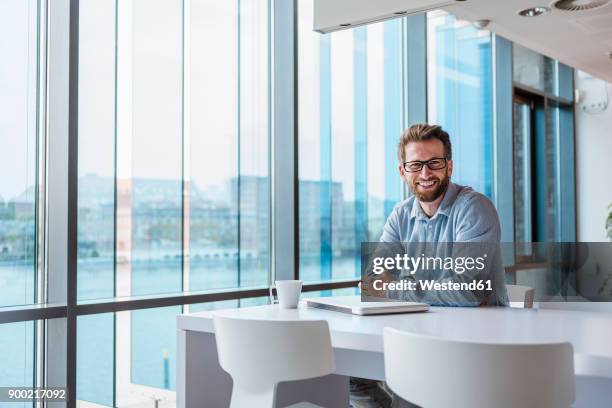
(402, 157), (449, 172)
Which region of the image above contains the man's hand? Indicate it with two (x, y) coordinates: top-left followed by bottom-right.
(360, 271), (394, 298)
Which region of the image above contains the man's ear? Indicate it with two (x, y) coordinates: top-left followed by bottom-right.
(447, 159), (453, 178)
(398, 164), (405, 177)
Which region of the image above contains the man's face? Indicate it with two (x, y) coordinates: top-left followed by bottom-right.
(399, 139), (453, 203)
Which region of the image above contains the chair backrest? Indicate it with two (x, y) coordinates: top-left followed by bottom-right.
(506, 284), (535, 308)
(383, 328), (574, 408)
(213, 314), (335, 392)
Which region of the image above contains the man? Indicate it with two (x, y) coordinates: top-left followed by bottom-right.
(353, 124), (508, 408)
(363, 123), (508, 307)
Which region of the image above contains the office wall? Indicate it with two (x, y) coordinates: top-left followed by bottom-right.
(575, 72), (612, 242)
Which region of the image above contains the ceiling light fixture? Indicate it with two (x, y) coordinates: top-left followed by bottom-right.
(518, 6), (551, 16)
(473, 19), (491, 29)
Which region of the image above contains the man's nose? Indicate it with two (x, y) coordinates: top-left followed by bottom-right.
(419, 164), (433, 178)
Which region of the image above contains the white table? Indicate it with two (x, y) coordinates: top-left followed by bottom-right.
(177, 302), (612, 408)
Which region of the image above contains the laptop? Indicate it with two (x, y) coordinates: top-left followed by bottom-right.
(303, 295), (429, 316)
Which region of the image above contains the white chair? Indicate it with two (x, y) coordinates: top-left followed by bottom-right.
(383, 328), (574, 408)
(506, 284), (535, 308)
(213, 314), (334, 408)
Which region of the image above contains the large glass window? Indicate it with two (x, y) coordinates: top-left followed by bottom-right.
(0, 0), (40, 308)
(78, 0), (270, 301)
(512, 44), (572, 244)
(188, 0), (270, 292)
(0, 0), (41, 399)
(76, 0), (270, 405)
(298, 0), (404, 283)
(78, 0), (116, 301)
(427, 11), (493, 198)
(0, 2), (580, 407)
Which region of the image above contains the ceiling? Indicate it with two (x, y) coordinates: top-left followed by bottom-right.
(445, 0), (612, 83)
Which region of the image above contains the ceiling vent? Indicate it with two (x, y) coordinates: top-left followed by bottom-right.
(552, 0), (611, 11)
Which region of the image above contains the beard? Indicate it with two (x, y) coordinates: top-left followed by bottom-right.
(409, 170), (450, 203)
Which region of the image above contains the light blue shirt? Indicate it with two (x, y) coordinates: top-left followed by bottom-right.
(379, 182), (508, 306)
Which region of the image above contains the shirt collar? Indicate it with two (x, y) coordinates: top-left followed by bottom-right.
(410, 182), (459, 221)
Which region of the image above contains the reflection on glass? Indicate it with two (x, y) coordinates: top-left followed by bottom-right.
(513, 102), (533, 249)
(188, 0), (270, 292)
(545, 105), (560, 241)
(0, 0), (39, 307)
(116, 0), (184, 298)
(427, 10), (493, 198)
(298, 0), (403, 283)
(513, 43), (558, 95)
(75, 0), (271, 404)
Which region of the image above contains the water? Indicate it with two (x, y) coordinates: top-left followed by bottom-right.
(0, 258), (358, 407)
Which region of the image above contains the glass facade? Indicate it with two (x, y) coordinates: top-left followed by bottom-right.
(188, 0), (270, 292)
(512, 44), (571, 244)
(427, 11), (493, 198)
(298, 0), (404, 283)
(0, 2), (579, 407)
(78, 0), (116, 301)
(513, 102), (533, 244)
(77, 0), (270, 300)
(76, 0), (270, 405)
(513, 43), (558, 95)
(0, 322), (35, 408)
(0, 0), (41, 400)
(0, 0), (40, 308)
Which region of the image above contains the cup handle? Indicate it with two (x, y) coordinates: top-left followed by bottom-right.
(269, 286), (278, 304)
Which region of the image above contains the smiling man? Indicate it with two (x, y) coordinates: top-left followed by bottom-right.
(362, 123), (508, 307)
(353, 124), (509, 408)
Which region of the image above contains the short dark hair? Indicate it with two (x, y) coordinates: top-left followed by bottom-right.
(397, 124), (452, 162)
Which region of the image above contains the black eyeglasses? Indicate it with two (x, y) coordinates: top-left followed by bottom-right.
(403, 157), (448, 172)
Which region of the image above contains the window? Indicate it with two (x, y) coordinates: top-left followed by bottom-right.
(188, 0), (270, 291)
(0, 0), (42, 397)
(512, 44), (574, 244)
(77, 0), (271, 405)
(513, 98), (533, 244)
(427, 11), (493, 198)
(298, 0), (404, 283)
(1, 2), (580, 406)
(513, 43), (558, 95)
(0, 0), (41, 308)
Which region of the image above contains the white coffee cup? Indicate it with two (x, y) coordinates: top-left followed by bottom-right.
(275, 280), (303, 309)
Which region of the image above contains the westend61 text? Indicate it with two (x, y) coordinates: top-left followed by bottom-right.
(372, 279), (493, 292)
